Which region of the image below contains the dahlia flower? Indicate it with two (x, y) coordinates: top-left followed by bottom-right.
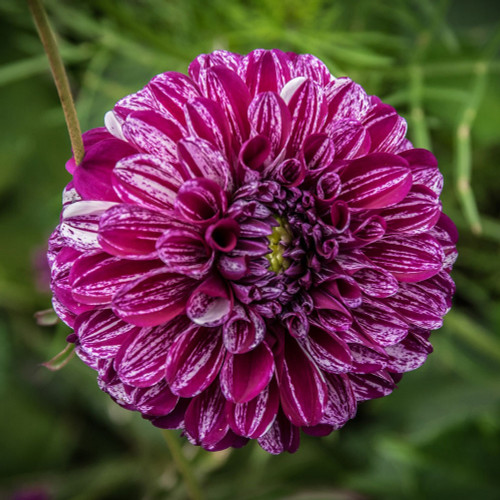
(48, 49), (457, 454)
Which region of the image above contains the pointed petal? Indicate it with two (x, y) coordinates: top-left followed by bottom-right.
(327, 119), (371, 160)
(189, 50), (242, 81)
(166, 327), (225, 397)
(292, 54), (333, 85)
(363, 102), (407, 153)
(321, 373), (357, 428)
(130, 381), (179, 416)
(242, 49), (292, 94)
(399, 148), (443, 195)
(349, 370), (395, 401)
(325, 77), (370, 121)
(112, 270), (196, 326)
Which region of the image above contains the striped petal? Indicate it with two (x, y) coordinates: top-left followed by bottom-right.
(112, 270), (196, 326)
(220, 341), (274, 403)
(257, 409), (300, 455)
(166, 327), (225, 397)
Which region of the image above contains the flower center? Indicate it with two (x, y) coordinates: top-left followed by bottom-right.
(266, 216), (292, 273)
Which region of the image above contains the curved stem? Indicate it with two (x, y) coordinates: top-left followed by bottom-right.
(162, 430), (204, 500)
(28, 0), (85, 165)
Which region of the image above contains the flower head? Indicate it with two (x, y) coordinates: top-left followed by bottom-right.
(49, 49), (457, 454)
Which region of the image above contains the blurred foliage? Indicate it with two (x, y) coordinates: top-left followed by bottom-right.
(0, 0), (499, 499)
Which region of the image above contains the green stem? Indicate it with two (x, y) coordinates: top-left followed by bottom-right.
(28, 0), (85, 165)
(162, 430), (204, 500)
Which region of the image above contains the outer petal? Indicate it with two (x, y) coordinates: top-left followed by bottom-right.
(220, 341), (274, 403)
(222, 304), (266, 354)
(364, 234), (444, 282)
(349, 370), (395, 402)
(292, 54), (333, 86)
(339, 153), (412, 209)
(277, 339), (327, 427)
(112, 270), (196, 326)
(75, 308), (139, 359)
(122, 110), (183, 163)
(385, 329), (433, 372)
(112, 154), (184, 212)
(399, 148), (443, 195)
(226, 378), (280, 438)
(325, 78), (370, 121)
(242, 49), (292, 94)
(98, 204), (171, 259)
(184, 382), (229, 447)
(114, 316), (191, 388)
(166, 327), (225, 397)
(321, 373), (357, 428)
(257, 409), (300, 455)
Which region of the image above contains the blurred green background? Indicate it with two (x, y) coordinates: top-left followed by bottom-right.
(1, 0), (500, 499)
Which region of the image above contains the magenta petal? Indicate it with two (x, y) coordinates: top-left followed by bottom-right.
(278, 339), (327, 427)
(185, 97), (232, 160)
(112, 270), (196, 326)
(166, 328), (224, 397)
(353, 297), (409, 347)
(222, 304), (266, 354)
(115, 317), (191, 387)
(150, 398), (190, 429)
(220, 341), (274, 403)
(385, 329), (433, 372)
(285, 79), (328, 154)
(148, 71), (200, 126)
(399, 148), (443, 195)
(75, 309), (139, 359)
(352, 266), (399, 298)
(70, 252), (164, 305)
(381, 185), (441, 235)
(349, 370), (395, 402)
(339, 153), (412, 209)
(302, 133), (335, 177)
(156, 227), (214, 278)
(303, 326), (353, 374)
(122, 110), (183, 163)
(175, 178), (227, 227)
(112, 154), (184, 212)
(243, 49), (292, 94)
(293, 54), (333, 86)
(325, 77), (370, 121)
(189, 50), (242, 82)
(73, 137), (136, 201)
(99, 204), (171, 259)
(257, 409), (300, 455)
(186, 274), (233, 327)
(226, 378), (279, 438)
(198, 65), (251, 149)
(364, 103), (408, 153)
(130, 381), (179, 416)
(177, 137), (233, 190)
(184, 382), (229, 447)
(364, 233), (444, 282)
(205, 218), (240, 252)
(248, 91), (291, 157)
(113, 86), (157, 119)
(238, 135), (271, 181)
(321, 374), (357, 428)
(328, 119), (371, 160)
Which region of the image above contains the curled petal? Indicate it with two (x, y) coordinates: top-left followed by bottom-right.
(156, 228), (214, 278)
(186, 274), (233, 327)
(302, 133), (335, 178)
(175, 178), (227, 227)
(222, 304), (266, 354)
(205, 218), (240, 252)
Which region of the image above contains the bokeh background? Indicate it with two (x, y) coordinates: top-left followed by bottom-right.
(1, 0), (500, 499)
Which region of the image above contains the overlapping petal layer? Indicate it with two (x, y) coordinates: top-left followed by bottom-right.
(49, 49), (456, 454)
